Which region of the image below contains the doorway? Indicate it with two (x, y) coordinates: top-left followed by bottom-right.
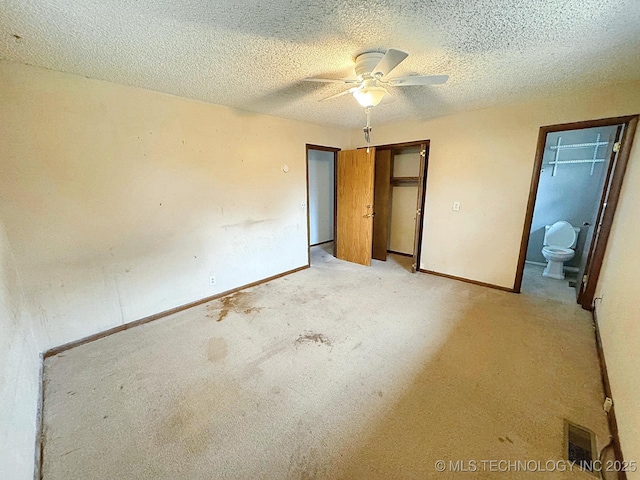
(330, 142), (429, 270)
(372, 141), (429, 273)
(306, 145), (339, 265)
(515, 115), (638, 309)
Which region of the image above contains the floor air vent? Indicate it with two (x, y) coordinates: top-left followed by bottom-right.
(565, 420), (596, 470)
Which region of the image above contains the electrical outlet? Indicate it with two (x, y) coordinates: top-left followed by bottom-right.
(209, 275), (216, 286)
(453, 201), (461, 211)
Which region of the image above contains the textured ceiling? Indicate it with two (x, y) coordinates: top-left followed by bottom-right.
(2, 0), (640, 128)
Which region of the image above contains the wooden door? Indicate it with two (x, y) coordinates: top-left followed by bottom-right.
(336, 148), (376, 266)
(411, 144), (429, 272)
(372, 149), (391, 261)
(576, 126), (623, 303)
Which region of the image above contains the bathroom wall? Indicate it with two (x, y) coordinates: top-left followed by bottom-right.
(526, 125), (620, 267)
(307, 149), (335, 245)
(0, 60), (349, 478)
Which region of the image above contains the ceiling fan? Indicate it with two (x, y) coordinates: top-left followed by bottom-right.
(303, 49), (449, 107)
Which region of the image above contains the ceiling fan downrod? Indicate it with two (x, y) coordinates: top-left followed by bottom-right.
(364, 106), (372, 152)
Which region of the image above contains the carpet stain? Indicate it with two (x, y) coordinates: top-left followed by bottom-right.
(60, 447), (81, 457)
(156, 380), (242, 457)
(207, 337), (228, 362)
(287, 444), (323, 480)
(206, 291), (262, 322)
(241, 341), (291, 379)
(295, 332), (332, 347)
(158, 404), (211, 457)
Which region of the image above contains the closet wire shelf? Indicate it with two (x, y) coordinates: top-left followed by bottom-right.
(548, 133), (608, 176)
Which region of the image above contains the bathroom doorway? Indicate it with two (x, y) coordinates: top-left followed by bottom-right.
(514, 115), (638, 309)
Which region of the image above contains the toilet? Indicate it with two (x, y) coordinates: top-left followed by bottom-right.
(541, 221), (580, 280)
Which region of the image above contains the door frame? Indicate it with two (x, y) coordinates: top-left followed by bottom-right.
(513, 115), (638, 309)
(306, 144), (340, 265)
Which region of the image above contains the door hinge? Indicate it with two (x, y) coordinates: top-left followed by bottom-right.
(613, 142), (621, 153)
(420, 150), (426, 158)
(583, 274), (588, 285)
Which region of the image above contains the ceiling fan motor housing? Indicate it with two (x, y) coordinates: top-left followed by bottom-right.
(354, 51), (385, 80)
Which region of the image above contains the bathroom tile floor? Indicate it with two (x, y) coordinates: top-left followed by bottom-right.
(521, 263), (579, 305)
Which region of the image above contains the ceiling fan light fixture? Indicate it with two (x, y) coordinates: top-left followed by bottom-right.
(353, 86), (387, 107)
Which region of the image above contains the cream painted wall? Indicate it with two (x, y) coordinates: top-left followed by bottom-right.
(0, 221), (41, 480)
(594, 136), (640, 478)
(392, 151), (421, 177)
(355, 81), (640, 289)
(0, 60), (349, 478)
(388, 150), (420, 255)
(389, 186), (418, 255)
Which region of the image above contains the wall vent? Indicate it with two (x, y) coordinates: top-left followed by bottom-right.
(565, 420), (596, 471)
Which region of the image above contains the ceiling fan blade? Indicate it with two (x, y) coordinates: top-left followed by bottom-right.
(303, 77), (360, 84)
(388, 74), (449, 86)
(373, 49), (409, 77)
(319, 87), (359, 102)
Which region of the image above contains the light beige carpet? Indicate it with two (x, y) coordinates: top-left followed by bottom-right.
(42, 245), (608, 479)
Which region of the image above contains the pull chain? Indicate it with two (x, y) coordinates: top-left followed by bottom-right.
(363, 107), (372, 153)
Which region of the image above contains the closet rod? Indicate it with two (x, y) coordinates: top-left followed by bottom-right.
(549, 159), (605, 165)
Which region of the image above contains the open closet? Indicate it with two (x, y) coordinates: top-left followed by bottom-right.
(333, 141), (429, 270)
(372, 142), (428, 272)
